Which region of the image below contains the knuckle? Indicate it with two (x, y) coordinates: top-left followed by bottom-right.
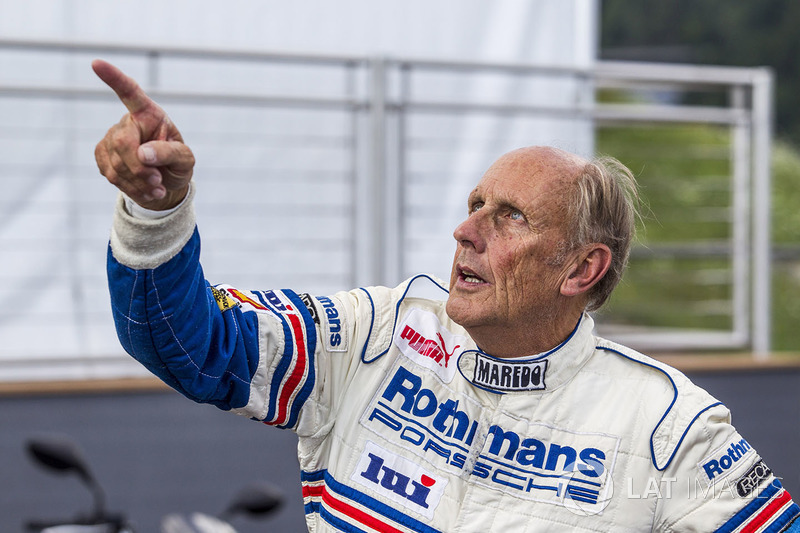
(109, 152), (126, 174)
(109, 126), (128, 146)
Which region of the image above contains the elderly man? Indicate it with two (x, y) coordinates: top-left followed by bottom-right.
(94, 59), (798, 532)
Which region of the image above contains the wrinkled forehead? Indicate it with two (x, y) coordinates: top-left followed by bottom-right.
(474, 146), (587, 203)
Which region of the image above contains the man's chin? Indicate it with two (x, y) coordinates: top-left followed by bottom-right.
(445, 296), (480, 328)
(444, 297), (463, 324)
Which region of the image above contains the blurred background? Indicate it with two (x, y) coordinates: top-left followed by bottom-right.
(0, 1), (797, 531)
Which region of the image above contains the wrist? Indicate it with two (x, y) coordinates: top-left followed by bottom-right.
(136, 185), (190, 212)
(125, 183), (192, 220)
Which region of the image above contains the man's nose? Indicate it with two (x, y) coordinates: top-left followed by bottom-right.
(453, 211), (487, 253)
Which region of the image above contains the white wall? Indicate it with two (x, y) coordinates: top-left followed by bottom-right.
(0, 0), (598, 381)
(1, 0), (596, 63)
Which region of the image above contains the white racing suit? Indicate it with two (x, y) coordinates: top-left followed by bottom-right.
(108, 189), (799, 532)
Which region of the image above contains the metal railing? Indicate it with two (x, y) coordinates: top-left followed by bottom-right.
(0, 39), (773, 382)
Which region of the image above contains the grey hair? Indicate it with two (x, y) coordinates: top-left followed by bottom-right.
(566, 155), (641, 312)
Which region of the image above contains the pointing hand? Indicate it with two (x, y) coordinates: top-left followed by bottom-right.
(93, 59), (194, 210)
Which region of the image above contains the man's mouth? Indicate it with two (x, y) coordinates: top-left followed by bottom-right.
(459, 267), (486, 284)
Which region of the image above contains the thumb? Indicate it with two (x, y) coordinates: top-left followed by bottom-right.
(138, 140), (195, 181)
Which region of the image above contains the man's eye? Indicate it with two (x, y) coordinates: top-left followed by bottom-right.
(470, 202), (484, 214)
(510, 210), (524, 221)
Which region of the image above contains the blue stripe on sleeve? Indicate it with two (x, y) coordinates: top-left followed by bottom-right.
(256, 292), (295, 425)
(766, 502), (800, 532)
(324, 470), (441, 533)
(301, 470), (326, 482)
(281, 289), (318, 430)
(317, 507), (371, 533)
(715, 479), (783, 533)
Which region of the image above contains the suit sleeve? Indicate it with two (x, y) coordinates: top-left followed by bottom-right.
(106, 190), (363, 435)
(654, 403), (800, 532)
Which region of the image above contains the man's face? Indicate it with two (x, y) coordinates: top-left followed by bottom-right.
(446, 147), (581, 339)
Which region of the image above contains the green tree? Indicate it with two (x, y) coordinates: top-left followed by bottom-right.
(601, 0), (800, 146)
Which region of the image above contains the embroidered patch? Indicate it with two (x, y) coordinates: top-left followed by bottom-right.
(223, 287), (270, 311)
(351, 440), (447, 519)
(393, 308), (465, 383)
(472, 352), (547, 392)
(316, 295), (348, 352)
(698, 436), (754, 486)
(299, 293), (320, 325)
(210, 285), (239, 312)
(736, 459), (772, 497)
(360, 361), (620, 514)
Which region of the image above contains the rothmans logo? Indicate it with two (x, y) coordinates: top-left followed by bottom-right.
(472, 353), (547, 392)
(699, 437), (754, 485)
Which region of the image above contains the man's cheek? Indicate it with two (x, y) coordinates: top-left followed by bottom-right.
(504, 260), (531, 296)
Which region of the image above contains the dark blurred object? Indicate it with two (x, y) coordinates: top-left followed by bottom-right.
(25, 434), (130, 532)
(26, 433), (284, 533)
(221, 482), (284, 519)
(162, 481), (284, 533)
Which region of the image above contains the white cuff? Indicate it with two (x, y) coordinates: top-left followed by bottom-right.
(110, 184), (197, 270)
(123, 185), (192, 219)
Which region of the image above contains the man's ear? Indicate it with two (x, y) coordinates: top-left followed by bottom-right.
(560, 244), (612, 297)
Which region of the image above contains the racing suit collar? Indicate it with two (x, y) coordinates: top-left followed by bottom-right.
(456, 313), (596, 394)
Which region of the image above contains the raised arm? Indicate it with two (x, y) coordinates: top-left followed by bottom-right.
(94, 59), (345, 425)
(92, 59), (194, 211)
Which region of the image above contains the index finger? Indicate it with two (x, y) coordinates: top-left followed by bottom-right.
(92, 59), (161, 116)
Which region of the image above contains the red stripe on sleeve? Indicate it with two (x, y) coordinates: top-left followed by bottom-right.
(302, 484), (324, 499)
(321, 486), (405, 533)
(273, 312), (308, 425)
(740, 489), (793, 533)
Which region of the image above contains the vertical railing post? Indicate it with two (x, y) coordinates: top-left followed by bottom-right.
(751, 68), (774, 357)
(730, 85), (751, 347)
(367, 57), (387, 286)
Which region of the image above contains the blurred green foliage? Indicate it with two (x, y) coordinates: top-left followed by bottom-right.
(602, 0), (800, 147)
(595, 123), (733, 331)
(772, 141), (800, 243)
(770, 141), (800, 351)
(595, 123), (800, 351)
(600, 2), (800, 351)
